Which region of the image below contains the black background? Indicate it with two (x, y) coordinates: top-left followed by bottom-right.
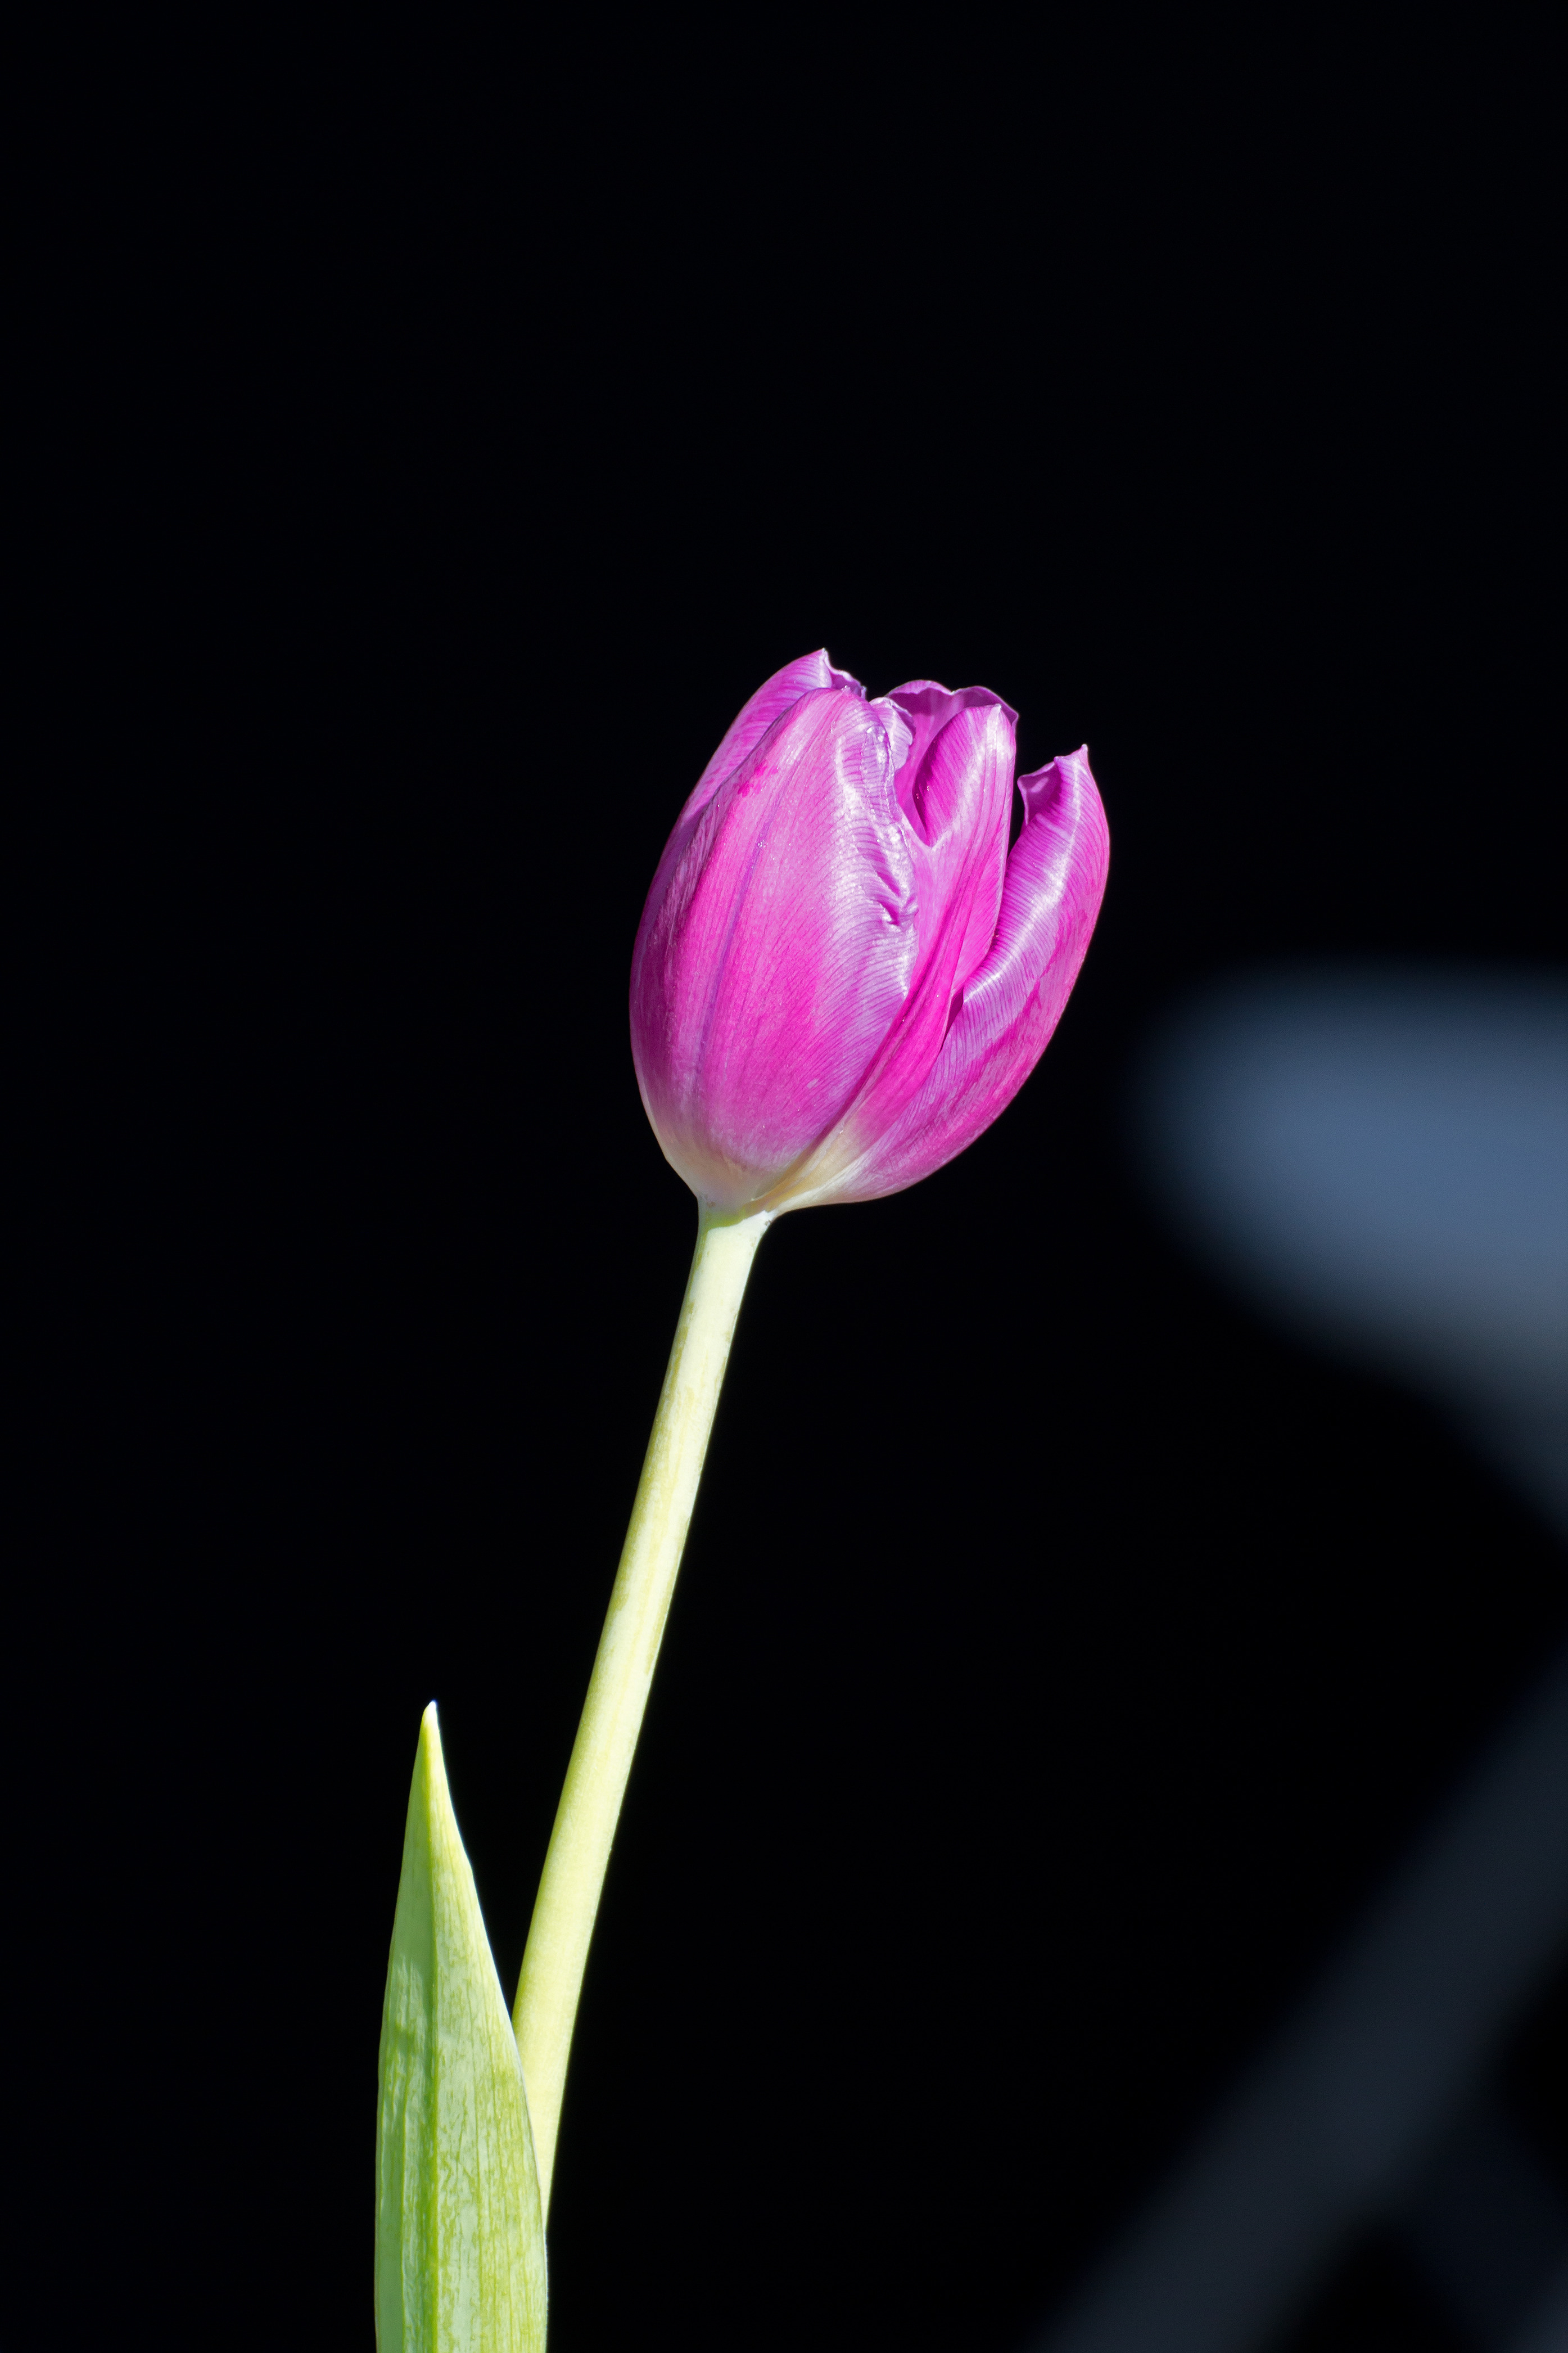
(22, 19), (1562, 2350)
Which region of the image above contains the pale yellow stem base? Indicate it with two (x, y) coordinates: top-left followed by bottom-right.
(513, 1205), (768, 2215)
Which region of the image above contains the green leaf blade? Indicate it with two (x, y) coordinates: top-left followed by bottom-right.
(376, 1704), (546, 2352)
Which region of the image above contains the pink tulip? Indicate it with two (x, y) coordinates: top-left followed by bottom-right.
(630, 650), (1109, 1214)
(509, 670), (1108, 2206)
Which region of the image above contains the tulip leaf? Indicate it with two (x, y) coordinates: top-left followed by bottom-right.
(376, 1704), (547, 2352)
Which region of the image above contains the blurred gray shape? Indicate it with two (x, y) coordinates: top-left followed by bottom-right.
(1028, 966), (1568, 2352)
(1513, 2262), (1568, 2353)
(1032, 1647), (1568, 2353)
(1136, 966), (1568, 1531)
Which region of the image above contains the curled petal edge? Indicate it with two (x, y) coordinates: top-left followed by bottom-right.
(632, 652), (864, 1050)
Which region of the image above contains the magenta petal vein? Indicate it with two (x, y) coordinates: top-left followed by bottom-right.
(630, 650), (1110, 1213)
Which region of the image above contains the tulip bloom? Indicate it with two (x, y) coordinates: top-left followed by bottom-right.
(630, 650), (1109, 1212)
(509, 652), (1108, 2233)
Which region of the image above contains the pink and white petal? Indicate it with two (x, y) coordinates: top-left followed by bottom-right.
(807, 746), (1109, 1205)
(632, 690), (919, 1207)
(694, 649), (864, 812)
(891, 692), (1015, 994)
(637, 651), (865, 984)
(802, 696), (1016, 1182)
(878, 683), (1016, 838)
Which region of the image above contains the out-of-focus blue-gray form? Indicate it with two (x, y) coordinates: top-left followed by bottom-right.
(1142, 967), (1568, 1527)
(1032, 967), (1568, 2353)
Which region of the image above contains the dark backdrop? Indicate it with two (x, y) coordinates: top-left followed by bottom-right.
(24, 21), (1561, 2350)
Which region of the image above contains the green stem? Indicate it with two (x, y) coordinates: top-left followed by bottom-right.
(513, 1203), (769, 2214)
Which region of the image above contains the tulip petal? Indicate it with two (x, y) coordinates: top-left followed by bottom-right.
(693, 648), (864, 809)
(805, 693), (1015, 1189)
(806, 746), (1109, 1204)
(887, 686), (1015, 996)
(634, 655), (867, 1108)
(631, 688), (922, 1207)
